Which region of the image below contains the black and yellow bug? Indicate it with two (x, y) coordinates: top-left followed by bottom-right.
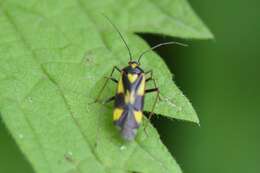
(95, 16), (186, 140)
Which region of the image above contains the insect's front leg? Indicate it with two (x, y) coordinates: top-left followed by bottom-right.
(94, 66), (121, 103)
(145, 70), (160, 94)
(102, 96), (115, 104)
(145, 70), (153, 82)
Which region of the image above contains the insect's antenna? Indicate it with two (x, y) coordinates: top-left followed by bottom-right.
(103, 15), (132, 61)
(138, 41), (188, 63)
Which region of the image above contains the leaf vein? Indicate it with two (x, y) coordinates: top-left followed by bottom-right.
(0, 8), (55, 173)
(1, 5), (106, 170)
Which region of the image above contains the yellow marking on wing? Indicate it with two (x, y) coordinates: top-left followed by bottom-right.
(137, 74), (145, 95)
(113, 108), (124, 121)
(117, 75), (124, 93)
(125, 90), (135, 104)
(134, 111), (143, 123)
(128, 74), (138, 83)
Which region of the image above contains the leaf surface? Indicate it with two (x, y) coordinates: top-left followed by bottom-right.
(0, 0), (212, 172)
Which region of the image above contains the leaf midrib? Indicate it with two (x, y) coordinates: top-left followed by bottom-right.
(1, 2), (151, 173)
(1, 7), (54, 173)
(0, 4), (105, 172)
(0, 1), (189, 172)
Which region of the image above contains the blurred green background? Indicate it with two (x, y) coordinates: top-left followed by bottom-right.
(152, 0), (260, 173)
(0, 0), (259, 173)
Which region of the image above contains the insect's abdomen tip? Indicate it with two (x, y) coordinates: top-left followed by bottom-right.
(121, 127), (137, 141)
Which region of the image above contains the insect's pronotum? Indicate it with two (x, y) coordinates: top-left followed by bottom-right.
(95, 15), (186, 140)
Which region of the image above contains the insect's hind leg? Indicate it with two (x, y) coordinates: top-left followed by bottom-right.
(145, 87), (160, 120)
(94, 66), (121, 103)
(94, 66), (120, 149)
(145, 69), (161, 118)
(142, 87), (160, 137)
(94, 95), (116, 149)
(143, 70), (161, 135)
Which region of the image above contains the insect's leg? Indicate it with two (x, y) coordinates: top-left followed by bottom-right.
(94, 95), (116, 148)
(94, 66), (119, 148)
(145, 70), (162, 100)
(105, 77), (118, 83)
(145, 70), (161, 120)
(145, 70), (153, 82)
(143, 76), (161, 135)
(142, 87), (160, 136)
(145, 87), (160, 121)
(102, 96), (115, 104)
(145, 70), (153, 75)
(94, 66), (121, 103)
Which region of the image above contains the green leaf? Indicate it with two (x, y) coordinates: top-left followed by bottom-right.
(0, 0), (211, 173)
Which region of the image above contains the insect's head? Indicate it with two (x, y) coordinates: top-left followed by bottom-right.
(128, 61), (140, 68)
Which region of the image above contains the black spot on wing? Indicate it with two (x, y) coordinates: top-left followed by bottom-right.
(114, 93), (125, 108)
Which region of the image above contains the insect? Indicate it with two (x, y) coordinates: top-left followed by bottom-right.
(95, 16), (186, 140)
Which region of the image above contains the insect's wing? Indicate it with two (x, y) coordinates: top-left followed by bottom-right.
(113, 109), (140, 140)
(113, 71), (146, 140)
